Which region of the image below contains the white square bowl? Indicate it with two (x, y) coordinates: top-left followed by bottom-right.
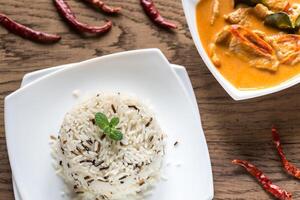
(5, 49), (213, 200)
(182, 0), (300, 100)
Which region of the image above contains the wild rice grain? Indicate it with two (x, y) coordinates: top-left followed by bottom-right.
(50, 135), (57, 140)
(87, 179), (94, 184)
(149, 135), (154, 142)
(174, 141), (179, 146)
(118, 175), (128, 180)
(70, 151), (78, 156)
(145, 118), (153, 127)
(128, 105), (140, 111)
(99, 166), (110, 171)
(76, 146), (83, 154)
(81, 142), (90, 151)
(100, 134), (106, 140)
(138, 179), (145, 186)
(111, 104), (117, 113)
(90, 118), (96, 125)
(86, 139), (93, 145)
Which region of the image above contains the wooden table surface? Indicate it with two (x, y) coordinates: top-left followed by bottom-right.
(1, 0), (300, 199)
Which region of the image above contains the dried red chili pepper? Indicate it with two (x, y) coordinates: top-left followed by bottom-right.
(140, 0), (177, 29)
(54, 0), (112, 34)
(0, 13), (61, 43)
(81, 0), (121, 14)
(232, 159), (292, 200)
(272, 127), (300, 179)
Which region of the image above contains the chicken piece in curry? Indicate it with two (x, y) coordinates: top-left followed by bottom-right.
(196, 0), (300, 89)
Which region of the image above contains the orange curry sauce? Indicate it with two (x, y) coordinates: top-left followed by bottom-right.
(196, 0), (300, 89)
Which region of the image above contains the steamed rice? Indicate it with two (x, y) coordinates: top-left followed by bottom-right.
(51, 93), (165, 200)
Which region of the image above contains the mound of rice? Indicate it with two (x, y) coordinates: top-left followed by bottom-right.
(51, 93), (165, 200)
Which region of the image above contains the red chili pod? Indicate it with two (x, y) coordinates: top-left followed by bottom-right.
(0, 13), (61, 43)
(232, 159), (292, 200)
(140, 0), (177, 29)
(54, 0), (112, 34)
(81, 0), (121, 14)
(272, 127), (300, 178)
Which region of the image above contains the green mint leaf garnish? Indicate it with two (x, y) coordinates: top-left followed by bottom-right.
(95, 112), (109, 129)
(94, 112), (123, 141)
(110, 117), (119, 127)
(109, 129), (123, 141)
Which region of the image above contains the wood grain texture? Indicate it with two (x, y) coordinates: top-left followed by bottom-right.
(1, 0), (300, 199)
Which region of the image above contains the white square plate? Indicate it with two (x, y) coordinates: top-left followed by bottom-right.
(5, 49), (213, 200)
(182, 0), (300, 100)
(12, 63), (201, 200)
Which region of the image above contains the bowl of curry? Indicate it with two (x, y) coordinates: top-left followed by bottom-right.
(182, 0), (300, 100)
